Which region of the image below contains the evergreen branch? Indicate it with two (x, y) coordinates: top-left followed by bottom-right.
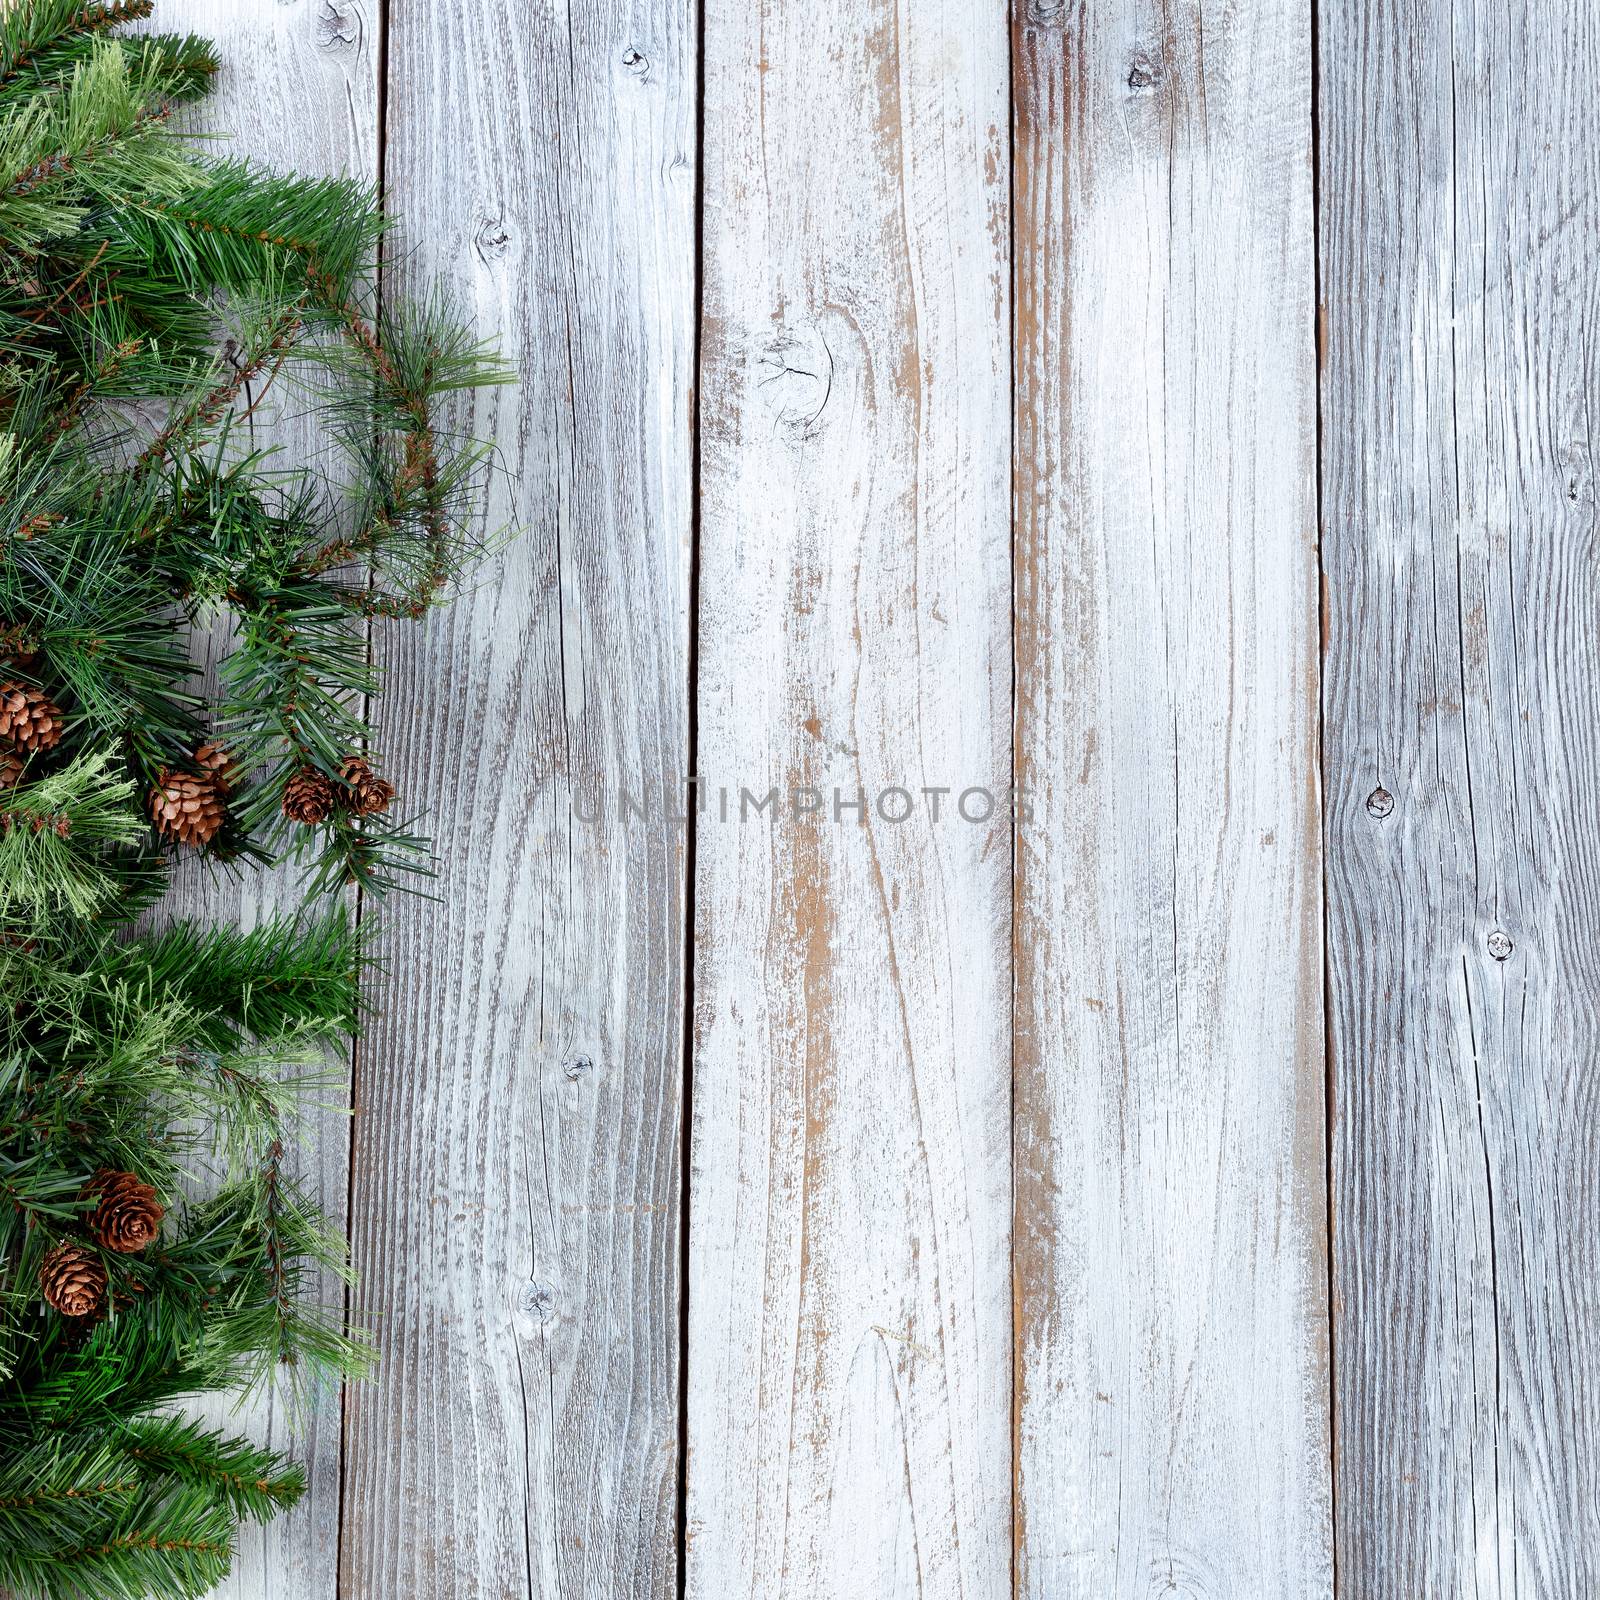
(5, 31), (217, 115)
(117, 1414), (305, 1519)
(1, 1477), (238, 1599)
(257, 1136), (293, 1364)
(0, 749), (144, 925)
(0, 2), (154, 87)
(134, 301), (302, 468)
(130, 160), (384, 296)
(0, 37), (203, 250)
(6, 91), (173, 198)
(97, 906), (365, 1049)
(17, 236), (105, 324)
(0, 10), (518, 1575)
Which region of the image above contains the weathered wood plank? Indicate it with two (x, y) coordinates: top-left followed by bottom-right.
(688, 4), (1012, 1595)
(340, 1), (694, 1595)
(1323, 1), (1600, 1591)
(137, 4), (379, 1597)
(1011, 4), (1329, 1595)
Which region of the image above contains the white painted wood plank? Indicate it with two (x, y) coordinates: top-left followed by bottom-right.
(688, 3), (1012, 1596)
(341, 1), (694, 1595)
(134, 4), (379, 1597)
(1011, 3), (1330, 1595)
(1323, 1), (1600, 1590)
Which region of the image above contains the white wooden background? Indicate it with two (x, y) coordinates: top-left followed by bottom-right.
(149, 1), (1599, 1596)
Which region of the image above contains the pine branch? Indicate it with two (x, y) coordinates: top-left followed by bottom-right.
(0, 39), (201, 249)
(0, 3), (156, 87)
(0, 8), (519, 1576)
(133, 299), (303, 469)
(95, 906), (365, 1049)
(0, 749), (146, 926)
(0, 1473), (238, 1600)
(6, 90), (174, 199)
(117, 1414), (305, 1519)
(5, 28), (217, 113)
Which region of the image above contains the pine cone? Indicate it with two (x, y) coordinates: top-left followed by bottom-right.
(39, 1241), (106, 1318)
(192, 740), (239, 795)
(0, 624), (37, 669)
(0, 682), (62, 751)
(282, 767), (335, 826)
(0, 748), (23, 787)
(149, 768), (226, 847)
(338, 756), (396, 817)
(84, 1170), (164, 1254)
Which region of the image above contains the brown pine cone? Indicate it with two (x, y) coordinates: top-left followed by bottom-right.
(0, 682), (62, 751)
(0, 748), (24, 787)
(84, 1170), (164, 1254)
(282, 767), (336, 825)
(338, 756), (396, 817)
(39, 1241), (106, 1318)
(192, 740), (239, 795)
(149, 768), (226, 847)
(0, 624), (37, 669)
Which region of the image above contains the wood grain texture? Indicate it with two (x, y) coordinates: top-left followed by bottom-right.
(1323, 1), (1600, 1592)
(339, 1), (694, 1595)
(688, 3), (1011, 1595)
(1011, 3), (1329, 1596)
(134, 5), (378, 1597)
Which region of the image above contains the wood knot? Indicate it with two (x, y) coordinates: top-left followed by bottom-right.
(473, 215), (514, 264)
(562, 1054), (594, 1081)
(1365, 786), (1394, 820)
(621, 46), (650, 79)
(1487, 929), (1513, 961)
(1127, 52), (1162, 91)
(315, 0), (362, 54)
(754, 323), (833, 438)
(517, 1281), (555, 1329)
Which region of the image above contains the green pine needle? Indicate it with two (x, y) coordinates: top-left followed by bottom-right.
(0, 3), (515, 1586)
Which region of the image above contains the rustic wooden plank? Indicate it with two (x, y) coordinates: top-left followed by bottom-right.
(1323, 1), (1600, 1590)
(136, 4), (379, 1597)
(340, 1), (694, 1595)
(687, 3), (1012, 1596)
(1011, 3), (1329, 1595)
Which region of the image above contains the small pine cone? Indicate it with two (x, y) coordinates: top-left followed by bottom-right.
(192, 740), (239, 795)
(0, 624), (37, 669)
(0, 682), (63, 752)
(84, 1170), (164, 1254)
(39, 1241), (106, 1318)
(0, 748), (23, 787)
(282, 767), (336, 826)
(149, 768), (226, 847)
(338, 756), (396, 817)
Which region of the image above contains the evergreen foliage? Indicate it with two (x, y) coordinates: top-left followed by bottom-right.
(0, 3), (508, 1593)
(1, 0), (507, 899)
(0, 907), (372, 1598)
